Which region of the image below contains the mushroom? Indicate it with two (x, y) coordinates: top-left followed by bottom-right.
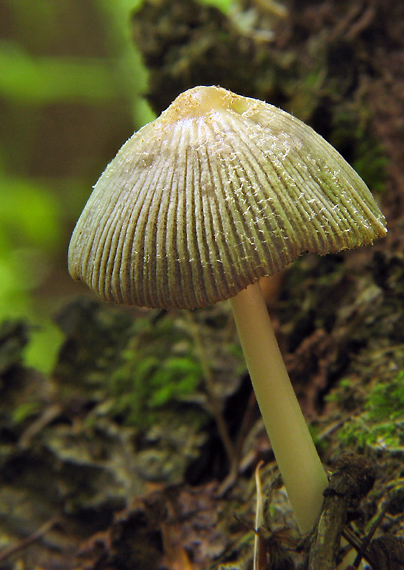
(68, 86), (386, 534)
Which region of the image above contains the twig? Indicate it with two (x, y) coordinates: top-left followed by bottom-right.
(0, 516), (59, 562)
(342, 526), (363, 554)
(184, 312), (238, 485)
(19, 404), (62, 448)
(307, 453), (375, 570)
(352, 502), (390, 567)
(254, 460), (265, 570)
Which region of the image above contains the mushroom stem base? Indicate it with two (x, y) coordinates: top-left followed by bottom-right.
(230, 281), (328, 534)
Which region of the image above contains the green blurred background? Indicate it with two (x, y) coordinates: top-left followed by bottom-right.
(0, 0), (154, 372)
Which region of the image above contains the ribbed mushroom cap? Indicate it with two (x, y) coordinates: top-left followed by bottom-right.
(68, 86), (387, 309)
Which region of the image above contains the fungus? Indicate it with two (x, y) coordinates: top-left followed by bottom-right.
(68, 86), (386, 534)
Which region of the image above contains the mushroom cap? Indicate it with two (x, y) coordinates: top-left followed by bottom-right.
(68, 86), (387, 309)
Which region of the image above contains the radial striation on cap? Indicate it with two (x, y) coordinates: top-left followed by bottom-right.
(68, 86), (387, 309)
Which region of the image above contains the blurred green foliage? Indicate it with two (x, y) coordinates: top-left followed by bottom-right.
(0, 0), (155, 371)
(0, 44), (119, 104)
(338, 372), (404, 451)
(199, 0), (233, 10)
(0, 172), (63, 367)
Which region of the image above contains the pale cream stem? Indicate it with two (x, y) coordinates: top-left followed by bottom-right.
(230, 281), (328, 534)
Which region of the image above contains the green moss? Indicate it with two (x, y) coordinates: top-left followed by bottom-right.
(330, 107), (388, 194)
(325, 378), (353, 406)
(107, 314), (203, 428)
(338, 371), (404, 451)
(366, 375), (404, 422)
(352, 137), (389, 194)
